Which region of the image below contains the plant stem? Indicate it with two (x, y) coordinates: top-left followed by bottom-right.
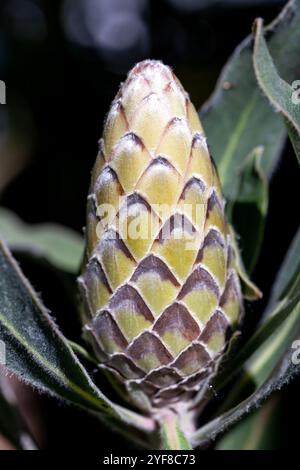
(159, 410), (192, 450)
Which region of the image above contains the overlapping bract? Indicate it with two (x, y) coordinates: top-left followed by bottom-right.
(79, 60), (242, 410)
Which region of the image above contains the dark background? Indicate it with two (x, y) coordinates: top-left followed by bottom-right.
(0, 0), (299, 449)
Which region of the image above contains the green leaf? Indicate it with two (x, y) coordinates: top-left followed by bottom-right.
(0, 240), (155, 435)
(267, 226), (300, 314)
(286, 121), (300, 164)
(190, 303), (300, 448)
(216, 395), (280, 450)
(191, 219), (300, 448)
(160, 413), (192, 450)
(229, 147), (268, 274)
(0, 375), (37, 450)
(229, 225), (262, 302)
(201, 0), (300, 202)
(253, 17), (300, 165)
(213, 228), (300, 413)
(214, 291), (300, 391)
(67, 340), (98, 365)
(68, 340), (138, 415)
(0, 207), (84, 274)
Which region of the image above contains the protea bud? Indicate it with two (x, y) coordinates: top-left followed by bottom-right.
(78, 60), (242, 411)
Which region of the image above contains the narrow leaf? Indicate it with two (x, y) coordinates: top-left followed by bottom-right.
(229, 224), (262, 300)
(191, 307), (300, 448)
(229, 147), (268, 274)
(192, 215), (300, 446)
(200, 0), (300, 272)
(216, 395), (280, 450)
(286, 120), (300, 164)
(0, 240), (155, 434)
(253, 17), (300, 164)
(201, 0), (300, 199)
(266, 225), (300, 314)
(214, 292), (300, 390)
(0, 207), (84, 274)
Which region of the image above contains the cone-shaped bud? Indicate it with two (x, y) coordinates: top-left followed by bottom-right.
(79, 60), (242, 411)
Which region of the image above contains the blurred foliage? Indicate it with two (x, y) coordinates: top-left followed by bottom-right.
(0, 207), (83, 273)
(216, 395), (280, 450)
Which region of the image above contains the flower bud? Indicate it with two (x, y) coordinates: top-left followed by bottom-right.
(79, 60), (242, 410)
